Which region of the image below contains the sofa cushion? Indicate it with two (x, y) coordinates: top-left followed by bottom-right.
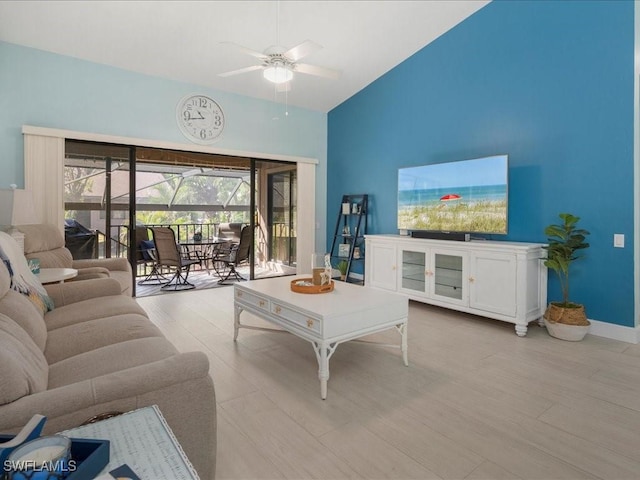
(25, 248), (73, 269)
(18, 224), (74, 267)
(71, 267), (110, 281)
(44, 295), (148, 331)
(19, 224), (66, 254)
(43, 278), (121, 309)
(0, 232), (54, 315)
(0, 313), (48, 405)
(0, 290), (47, 351)
(48, 337), (178, 388)
(44, 313), (164, 364)
(105, 269), (132, 296)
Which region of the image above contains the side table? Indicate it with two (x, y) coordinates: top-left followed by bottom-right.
(61, 405), (199, 479)
(37, 268), (78, 284)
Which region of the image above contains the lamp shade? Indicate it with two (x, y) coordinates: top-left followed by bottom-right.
(0, 189), (38, 227)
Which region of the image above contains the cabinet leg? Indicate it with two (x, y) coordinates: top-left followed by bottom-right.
(537, 316), (545, 327)
(515, 324), (528, 337)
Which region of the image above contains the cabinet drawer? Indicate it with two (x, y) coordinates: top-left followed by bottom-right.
(271, 302), (322, 334)
(235, 289), (269, 311)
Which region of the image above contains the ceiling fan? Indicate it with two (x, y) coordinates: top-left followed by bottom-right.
(218, 40), (341, 90)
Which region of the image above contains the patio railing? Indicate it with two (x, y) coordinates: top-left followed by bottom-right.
(98, 223), (221, 276)
(92, 222), (293, 277)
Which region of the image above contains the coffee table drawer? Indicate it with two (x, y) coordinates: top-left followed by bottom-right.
(236, 289), (270, 312)
(271, 302), (322, 334)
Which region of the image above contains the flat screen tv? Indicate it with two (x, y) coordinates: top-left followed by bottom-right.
(398, 154), (508, 235)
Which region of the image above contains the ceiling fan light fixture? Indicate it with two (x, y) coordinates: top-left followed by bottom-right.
(263, 64), (293, 84)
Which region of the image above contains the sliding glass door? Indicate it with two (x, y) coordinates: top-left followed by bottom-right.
(64, 141), (134, 261)
(64, 141), (303, 295)
(267, 168), (297, 268)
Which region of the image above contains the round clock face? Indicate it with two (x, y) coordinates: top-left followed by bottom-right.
(176, 94), (225, 144)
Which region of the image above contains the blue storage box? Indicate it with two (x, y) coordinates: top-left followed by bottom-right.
(0, 435), (109, 479)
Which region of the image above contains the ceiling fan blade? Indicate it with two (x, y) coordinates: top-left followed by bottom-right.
(294, 63), (341, 80)
(220, 41), (268, 60)
(218, 65), (265, 78)
(283, 40), (322, 62)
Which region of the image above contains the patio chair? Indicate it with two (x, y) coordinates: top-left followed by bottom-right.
(216, 225), (253, 284)
(136, 226), (169, 285)
(216, 223), (243, 243)
(150, 227), (200, 290)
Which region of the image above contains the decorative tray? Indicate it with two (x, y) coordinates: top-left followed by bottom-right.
(290, 278), (334, 294)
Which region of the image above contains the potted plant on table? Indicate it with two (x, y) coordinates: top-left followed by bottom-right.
(543, 213), (591, 341)
(335, 260), (348, 281)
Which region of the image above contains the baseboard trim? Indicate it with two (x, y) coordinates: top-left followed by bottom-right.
(357, 279), (639, 344)
(587, 319), (640, 344)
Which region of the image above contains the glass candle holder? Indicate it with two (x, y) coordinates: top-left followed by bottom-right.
(311, 253), (326, 285)
(6, 435), (72, 480)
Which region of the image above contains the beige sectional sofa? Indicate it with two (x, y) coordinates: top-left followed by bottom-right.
(0, 238), (216, 478)
(18, 224), (133, 296)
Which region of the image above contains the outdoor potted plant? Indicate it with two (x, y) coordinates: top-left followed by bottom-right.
(335, 260), (348, 281)
(542, 213), (591, 341)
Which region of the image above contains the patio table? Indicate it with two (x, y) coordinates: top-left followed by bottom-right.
(180, 238), (231, 275)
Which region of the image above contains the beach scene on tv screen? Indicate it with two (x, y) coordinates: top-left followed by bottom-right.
(398, 155), (508, 234)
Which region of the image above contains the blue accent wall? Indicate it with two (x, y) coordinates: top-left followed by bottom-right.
(328, 0), (634, 327)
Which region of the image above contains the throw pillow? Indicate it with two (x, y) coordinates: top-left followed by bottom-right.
(141, 240), (156, 260)
(0, 232), (54, 315)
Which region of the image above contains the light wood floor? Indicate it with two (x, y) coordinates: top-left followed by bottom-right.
(136, 286), (640, 480)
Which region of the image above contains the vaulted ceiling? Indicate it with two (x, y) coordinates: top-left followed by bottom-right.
(0, 1), (489, 112)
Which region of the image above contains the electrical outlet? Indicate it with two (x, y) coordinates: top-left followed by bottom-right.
(614, 234), (625, 248)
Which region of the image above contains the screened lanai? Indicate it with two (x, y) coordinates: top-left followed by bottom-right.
(64, 141), (297, 295)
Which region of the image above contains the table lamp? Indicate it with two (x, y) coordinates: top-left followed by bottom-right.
(0, 187), (38, 254)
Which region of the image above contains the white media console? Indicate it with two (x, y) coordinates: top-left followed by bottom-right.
(364, 235), (547, 336)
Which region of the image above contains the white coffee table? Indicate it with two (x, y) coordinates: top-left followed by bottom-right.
(37, 267), (78, 284)
(234, 276), (409, 399)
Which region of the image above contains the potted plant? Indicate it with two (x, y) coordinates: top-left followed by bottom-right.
(335, 260), (348, 281)
(542, 213), (590, 341)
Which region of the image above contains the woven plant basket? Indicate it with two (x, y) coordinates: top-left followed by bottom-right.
(544, 303), (590, 326)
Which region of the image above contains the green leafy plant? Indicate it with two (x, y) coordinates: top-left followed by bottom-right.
(543, 213), (590, 308)
(335, 260), (348, 276)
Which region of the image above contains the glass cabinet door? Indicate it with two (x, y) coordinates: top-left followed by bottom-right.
(400, 249), (428, 295)
(431, 250), (467, 305)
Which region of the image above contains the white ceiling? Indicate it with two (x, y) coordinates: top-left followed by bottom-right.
(0, 1), (489, 112)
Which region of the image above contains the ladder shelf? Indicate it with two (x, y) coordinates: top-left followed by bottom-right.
(329, 194), (368, 284)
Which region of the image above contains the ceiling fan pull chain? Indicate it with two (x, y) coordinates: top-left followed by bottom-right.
(275, 0), (280, 47)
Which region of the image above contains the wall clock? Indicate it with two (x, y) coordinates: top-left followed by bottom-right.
(176, 94), (225, 144)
